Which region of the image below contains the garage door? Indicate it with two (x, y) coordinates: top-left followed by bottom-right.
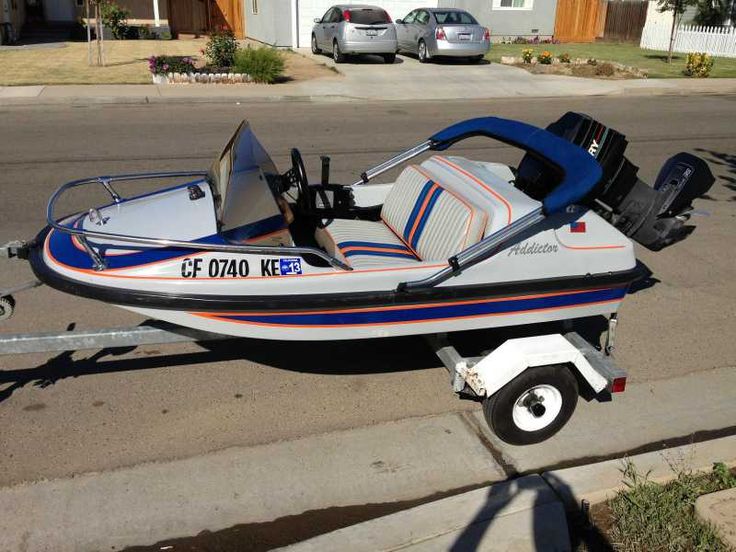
(297, 0), (438, 47)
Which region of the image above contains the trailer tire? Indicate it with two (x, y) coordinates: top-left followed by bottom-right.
(0, 295), (15, 321)
(483, 364), (578, 445)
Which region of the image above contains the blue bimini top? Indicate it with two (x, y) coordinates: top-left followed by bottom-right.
(428, 116), (603, 215)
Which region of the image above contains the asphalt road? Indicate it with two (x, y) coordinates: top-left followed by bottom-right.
(0, 95), (734, 486)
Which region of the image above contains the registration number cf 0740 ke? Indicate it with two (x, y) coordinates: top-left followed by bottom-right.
(180, 257), (304, 278)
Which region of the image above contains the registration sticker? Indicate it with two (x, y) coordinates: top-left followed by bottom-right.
(279, 258), (303, 275)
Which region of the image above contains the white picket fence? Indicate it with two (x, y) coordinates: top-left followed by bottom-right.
(640, 22), (736, 58)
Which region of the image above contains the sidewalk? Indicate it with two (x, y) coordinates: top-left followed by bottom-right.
(2, 51), (736, 105)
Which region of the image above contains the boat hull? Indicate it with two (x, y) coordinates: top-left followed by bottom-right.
(30, 236), (639, 339)
(122, 285), (629, 340)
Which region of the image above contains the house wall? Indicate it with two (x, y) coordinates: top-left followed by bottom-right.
(296, 0), (438, 47)
(438, 0), (557, 40)
(43, 0), (76, 22)
(246, 0), (292, 46)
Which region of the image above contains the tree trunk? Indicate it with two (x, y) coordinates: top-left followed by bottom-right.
(86, 0), (92, 66)
(667, 7), (677, 63)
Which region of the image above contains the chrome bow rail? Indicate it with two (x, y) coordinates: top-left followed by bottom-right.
(47, 171), (352, 272)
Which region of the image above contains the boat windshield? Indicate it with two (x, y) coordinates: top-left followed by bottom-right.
(207, 120), (291, 244)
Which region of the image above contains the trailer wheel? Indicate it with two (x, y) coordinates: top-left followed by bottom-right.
(483, 364), (578, 445)
(0, 295), (15, 322)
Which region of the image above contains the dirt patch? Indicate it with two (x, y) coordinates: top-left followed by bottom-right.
(282, 50), (339, 83)
(519, 62), (644, 79)
(500, 56), (647, 80)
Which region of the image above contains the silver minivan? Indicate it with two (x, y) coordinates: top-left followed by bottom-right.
(312, 4), (398, 64)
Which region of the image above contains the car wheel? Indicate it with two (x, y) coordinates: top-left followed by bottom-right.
(418, 40), (430, 63)
(482, 364), (579, 445)
(333, 41), (345, 64)
(383, 53), (396, 64)
(311, 34), (321, 55)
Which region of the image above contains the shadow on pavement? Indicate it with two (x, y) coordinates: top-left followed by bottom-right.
(449, 473), (614, 551)
(0, 316), (616, 404)
(694, 148), (736, 202)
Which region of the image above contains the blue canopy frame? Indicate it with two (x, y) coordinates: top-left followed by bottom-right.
(428, 116), (603, 215)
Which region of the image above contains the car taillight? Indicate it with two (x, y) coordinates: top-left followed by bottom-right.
(342, 10), (351, 22)
(483, 28), (490, 41)
(383, 10), (392, 22)
(435, 27), (446, 40)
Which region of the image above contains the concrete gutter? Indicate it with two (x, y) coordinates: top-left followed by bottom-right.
(283, 435), (736, 551)
(0, 414), (504, 552)
(279, 475), (569, 552)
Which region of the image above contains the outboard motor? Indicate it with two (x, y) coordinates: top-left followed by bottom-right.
(517, 112), (714, 251)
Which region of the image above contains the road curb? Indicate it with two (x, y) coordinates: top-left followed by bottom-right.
(542, 434), (736, 509)
(695, 488), (736, 548)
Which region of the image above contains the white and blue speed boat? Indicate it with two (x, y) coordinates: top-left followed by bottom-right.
(29, 113), (713, 341)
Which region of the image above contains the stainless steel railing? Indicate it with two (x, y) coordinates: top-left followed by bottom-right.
(46, 171), (352, 271)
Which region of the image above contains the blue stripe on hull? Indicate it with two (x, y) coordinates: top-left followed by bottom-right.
(207, 287), (627, 327)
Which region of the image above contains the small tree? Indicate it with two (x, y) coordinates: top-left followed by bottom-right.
(657, 0), (697, 63)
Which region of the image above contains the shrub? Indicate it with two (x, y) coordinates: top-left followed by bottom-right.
(595, 62), (615, 77)
(538, 50), (553, 65)
(233, 47), (285, 83)
(587, 58), (598, 66)
(521, 48), (534, 63)
(558, 52), (571, 63)
(204, 29), (238, 68)
(137, 26), (154, 40)
(684, 52), (714, 77)
(148, 55), (196, 75)
(100, 1), (130, 40)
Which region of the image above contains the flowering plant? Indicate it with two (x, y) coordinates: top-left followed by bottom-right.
(521, 48), (534, 63)
(148, 55), (196, 75)
(684, 52), (714, 78)
(538, 50), (553, 65)
(558, 52), (571, 63)
(203, 29), (238, 68)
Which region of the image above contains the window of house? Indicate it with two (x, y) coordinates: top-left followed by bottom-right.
(252, 0), (258, 15)
(493, 0), (533, 10)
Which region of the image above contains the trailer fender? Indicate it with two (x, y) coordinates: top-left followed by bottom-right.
(468, 334), (608, 398)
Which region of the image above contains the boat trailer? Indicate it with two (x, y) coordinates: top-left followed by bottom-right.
(1, 240), (626, 445)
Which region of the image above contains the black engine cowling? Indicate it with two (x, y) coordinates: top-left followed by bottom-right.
(516, 112), (714, 251)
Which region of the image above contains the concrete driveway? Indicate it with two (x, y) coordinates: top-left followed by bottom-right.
(295, 48), (718, 101)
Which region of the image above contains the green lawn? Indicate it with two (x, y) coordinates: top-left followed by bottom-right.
(487, 42), (736, 78)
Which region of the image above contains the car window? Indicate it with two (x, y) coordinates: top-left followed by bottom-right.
(416, 10), (430, 25)
(402, 10), (417, 24)
(320, 7), (332, 22)
(347, 7), (392, 25)
(327, 7), (341, 22)
(432, 11), (478, 24)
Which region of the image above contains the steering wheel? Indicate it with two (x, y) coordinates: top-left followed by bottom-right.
(291, 148), (313, 212)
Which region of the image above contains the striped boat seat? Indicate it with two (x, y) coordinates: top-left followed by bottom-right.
(316, 218), (419, 269)
(317, 165), (487, 269)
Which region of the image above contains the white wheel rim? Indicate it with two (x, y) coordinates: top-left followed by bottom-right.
(333, 44), (338, 59)
(419, 43), (426, 59)
(511, 384), (563, 432)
